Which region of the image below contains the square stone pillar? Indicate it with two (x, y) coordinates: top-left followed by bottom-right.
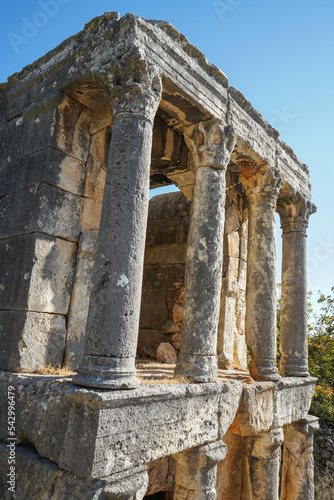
(239, 163), (282, 381)
(243, 428), (284, 500)
(277, 196), (316, 377)
(74, 52), (162, 389)
(175, 120), (236, 382)
(173, 441), (228, 499)
(281, 416), (319, 500)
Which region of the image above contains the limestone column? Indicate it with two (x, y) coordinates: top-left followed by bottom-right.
(173, 441), (228, 499)
(175, 120), (236, 382)
(281, 416), (319, 500)
(243, 428), (284, 500)
(277, 196), (316, 377)
(74, 54), (161, 389)
(239, 163), (282, 381)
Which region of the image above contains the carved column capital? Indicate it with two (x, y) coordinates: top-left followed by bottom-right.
(246, 428), (284, 460)
(173, 441), (228, 497)
(277, 195), (316, 234)
(103, 466), (148, 500)
(284, 416), (319, 446)
(184, 120), (236, 170)
(107, 48), (162, 124)
(239, 162), (282, 206)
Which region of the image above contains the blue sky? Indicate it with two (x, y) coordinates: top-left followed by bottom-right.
(1, 0), (333, 309)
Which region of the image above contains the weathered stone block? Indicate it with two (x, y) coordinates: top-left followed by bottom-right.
(0, 373), (242, 481)
(81, 197), (102, 231)
(0, 444), (106, 500)
(147, 456), (175, 495)
(142, 264), (185, 292)
(0, 148), (86, 198)
(0, 311), (66, 372)
(146, 218), (181, 246)
(273, 377), (316, 428)
(148, 191), (190, 220)
(65, 231), (98, 370)
(178, 216), (190, 244)
(156, 342), (177, 363)
(88, 127), (111, 167)
(137, 329), (165, 358)
(140, 291), (170, 330)
(231, 378), (317, 436)
(58, 381), (242, 478)
(83, 155), (106, 203)
(0, 95), (91, 166)
(0, 183), (82, 241)
(144, 244), (186, 266)
(229, 88), (278, 167)
(0, 234), (76, 313)
(226, 231), (240, 258)
(224, 202), (240, 234)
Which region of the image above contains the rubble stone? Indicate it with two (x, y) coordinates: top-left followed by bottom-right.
(156, 342), (178, 364)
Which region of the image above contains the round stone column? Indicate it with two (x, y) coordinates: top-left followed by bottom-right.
(281, 416), (319, 500)
(277, 196), (316, 377)
(74, 56), (161, 389)
(173, 441), (228, 499)
(239, 163), (281, 381)
(244, 428), (284, 500)
(175, 121), (236, 382)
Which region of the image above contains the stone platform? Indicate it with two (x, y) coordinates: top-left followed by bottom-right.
(0, 367), (316, 498)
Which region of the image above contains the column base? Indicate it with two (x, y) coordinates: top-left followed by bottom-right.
(175, 353), (218, 382)
(249, 358), (281, 381)
(73, 354), (140, 390)
(280, 357), (310, 377)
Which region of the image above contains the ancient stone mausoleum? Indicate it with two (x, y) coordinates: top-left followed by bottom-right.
(0, 12), (319, 499)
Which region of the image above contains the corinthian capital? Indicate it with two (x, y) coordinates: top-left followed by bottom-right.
(277, 195), (316, 233)
(184, 120), (236, 170)
(107, 47), (162, 123)
(239, 162), (282, 206)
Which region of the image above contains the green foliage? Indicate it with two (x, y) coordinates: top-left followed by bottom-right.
(277, 286), (334, 426)
(308, 287), (334, 425)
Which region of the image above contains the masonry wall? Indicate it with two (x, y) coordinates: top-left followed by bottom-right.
(138, 191), (189, 362)
(0, 90), (111, 372)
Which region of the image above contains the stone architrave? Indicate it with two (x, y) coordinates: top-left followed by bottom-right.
(239, 163), (282, 381)
(173, 441), (228, 498)
(175, 120), (236, 382)
(281, 416), (319, 500)
(74, 50), (162, 389)
(277, 196), (316, 377)
(244, 428), (284, 500)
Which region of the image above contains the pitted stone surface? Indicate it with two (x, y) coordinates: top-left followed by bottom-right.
(0, 9), (316, 499)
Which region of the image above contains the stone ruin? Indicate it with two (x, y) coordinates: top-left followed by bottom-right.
(0, 11), (319, 499)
